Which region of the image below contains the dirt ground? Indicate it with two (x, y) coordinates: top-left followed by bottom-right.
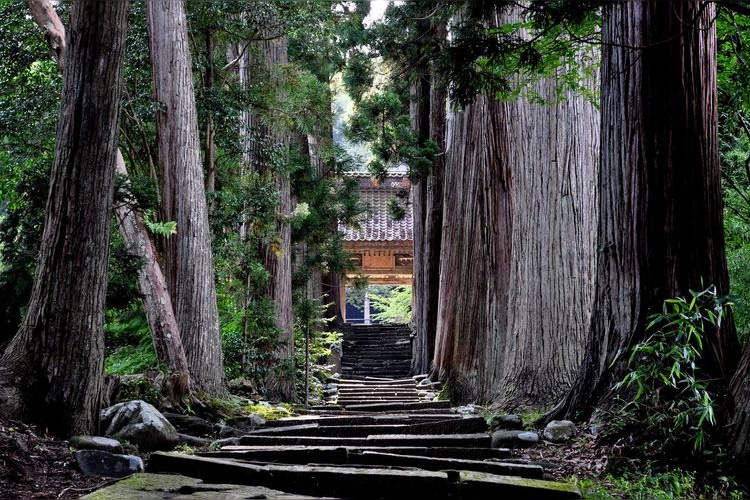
(0, 418), (108, 499)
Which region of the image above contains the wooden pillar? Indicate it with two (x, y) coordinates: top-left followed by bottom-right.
(339, 282), (347, 323)
(364, 291), (371, 325)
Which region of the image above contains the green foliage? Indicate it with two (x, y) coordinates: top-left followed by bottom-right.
(572, 465), (743, 500)
(614, 286), (729, 454)
(370, 285), (412, 324)
(294, 296), (342, 403)
(442, 3), (600, 106)
(142, 217), (177, 238)
(242, 402), (293, 421)
(718, 8), (750, 345)
(104, 305), (158, 376)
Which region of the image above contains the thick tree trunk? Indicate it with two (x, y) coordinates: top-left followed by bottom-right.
(433, 92), (510, 402)
(497, 46), (600, 407)
(433, 9), (598, 406)
(306, 132), (344, 324)
(147, 0), (225, 395)
(0, 0), (129, 435)
(237, 25), (294, 400)
(26, 0), (191, 394)
(114, 152), (191, 383)
(410, 68), (431, 374)
(556, 1), (737, 420)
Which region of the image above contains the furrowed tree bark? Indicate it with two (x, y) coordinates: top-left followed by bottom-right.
(555, 1), (737, 420)
(26, 0), (191, 392)
(236, 21), (294, 400)
(114, 152), (191, 385)
(433, 8), (598, 406)
(433, 91), (510, 402)
(411, 18), (447, 376)
(0, 0), (129, 435)
(497, 36), (600, 407)
(147, 0), (225, 396)
(410, 63), (432, 375)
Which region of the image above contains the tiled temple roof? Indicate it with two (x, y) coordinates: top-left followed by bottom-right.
(339, 169), (413, 243)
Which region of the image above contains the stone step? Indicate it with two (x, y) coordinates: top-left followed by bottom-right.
(200, 449), (541, 478)
(342, 401), (452, 412)
(214, 445), (513, 461)
(337, 383), (417, 389)
(335, 389), (416, 395)
(149, 453), (582, 499)
(238, 433), (492, 448)
(264, 414), (465, 427)
(246, 418), (487, 437)
(339, 377), (414, 384)
(302, 407), (458, 416)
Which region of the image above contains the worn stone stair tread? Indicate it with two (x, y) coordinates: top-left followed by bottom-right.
(149, 453), (581, 499)
(209, 445), (512, 460)
(79, 472), (339, 500)
(264, 414), (464, 427)
(238, 433), (491, 448)
(357, 451), (544, 478)
(208, 452), (541, 478)
(303, 408), (456, 416)
(241, 421), (484, 437)
(342, 401), (451, 411)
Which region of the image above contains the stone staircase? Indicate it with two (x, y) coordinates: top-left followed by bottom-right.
(340, 324), (412, 379)
(89, 324), (583, 499)
(148, 402), (582, 499)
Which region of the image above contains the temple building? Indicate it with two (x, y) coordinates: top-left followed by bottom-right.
(338, 167), (414, 323)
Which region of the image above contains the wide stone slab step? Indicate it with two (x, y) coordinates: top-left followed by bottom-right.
(342, 401), (452, 412)
(242, 418), (486, 438)
(212, 445), (514, 461)
(149, 453), (582, 499)
(80, 472), (336, 499)
(264, 414), (464, 427)
(238, 433), (492, 448)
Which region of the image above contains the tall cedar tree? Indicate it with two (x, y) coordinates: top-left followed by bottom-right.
(433, 6), (599, 405)
(147, 0), (225, 395)
(554, 1), (738, 420)
(0, 0), (129, 435)
(235, 16), (295, 400)
(26, 0), (192, 388)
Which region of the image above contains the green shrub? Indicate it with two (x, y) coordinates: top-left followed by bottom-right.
(615, 286), (729, 454)
(104, 304), (157, 376)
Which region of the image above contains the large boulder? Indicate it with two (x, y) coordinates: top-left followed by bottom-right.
(101, 400), (179, 451)
(74, 449), (144, 478)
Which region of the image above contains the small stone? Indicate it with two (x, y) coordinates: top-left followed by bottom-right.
(177, 433), (211, 448)
(69, 436), (123, 454)
(225, 413), (265, 431)
(487, 413), (523, 431)
(543, 420), (577, 442)
(491, 430), (522, 448)
(455, 404), (477, 415)
(217, 425), (242, 439)
(491, 430), (539, 448)
(422, 392), (437, 401)
(163, 413), (216, 437)
(517, 431), (540, 446)
(211, 437), (240, 448)
(74, 449), (143, 478)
